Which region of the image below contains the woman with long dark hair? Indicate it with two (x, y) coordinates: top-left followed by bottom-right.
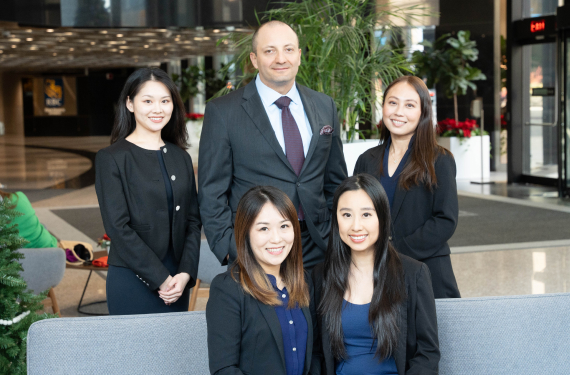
(354, 75), (460, 299)
(95, 68), (201, 314)
(313, 174), (439, 375)
(206, 186), (319, 375)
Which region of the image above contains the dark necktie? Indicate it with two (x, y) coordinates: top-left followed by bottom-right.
(274, 96), (305, 220)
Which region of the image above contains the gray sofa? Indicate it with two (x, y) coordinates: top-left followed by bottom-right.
(27, 293), (570, 375)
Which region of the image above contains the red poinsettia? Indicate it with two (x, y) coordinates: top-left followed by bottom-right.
(185, 113), (204, 121)
(437, 118), (480, 139)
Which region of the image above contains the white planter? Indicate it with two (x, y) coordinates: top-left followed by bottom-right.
(437, 135), (490, 180)
(186, 120), (203, 164)
(343, 139), (381, 176)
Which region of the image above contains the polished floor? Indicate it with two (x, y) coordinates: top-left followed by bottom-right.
(1, 134), (569, 316)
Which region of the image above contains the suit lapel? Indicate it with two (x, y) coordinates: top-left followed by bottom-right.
(297, 84), (321, 177)
(301, 306), (313, 375)
(395, 299), (408, 375)
(391, 186), (407, 224)
(257, 301), (286, 367)
(241, 81), (295, 174)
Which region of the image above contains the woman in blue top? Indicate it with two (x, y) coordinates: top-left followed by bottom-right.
(206, 186), (320, 375)
(312, 174), (439, 375)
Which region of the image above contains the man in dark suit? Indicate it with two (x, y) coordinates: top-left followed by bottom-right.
(198, 20), (347, 269)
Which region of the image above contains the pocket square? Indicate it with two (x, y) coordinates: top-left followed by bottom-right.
(320, 125), (334, 135)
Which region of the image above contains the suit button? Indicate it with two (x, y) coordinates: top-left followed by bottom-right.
(389, 236), (392, 240)
(297, 183), (300, 187)
(171, 175), (176, 181)
(176, 206), (180, 211)
(163, 148), (167, 153)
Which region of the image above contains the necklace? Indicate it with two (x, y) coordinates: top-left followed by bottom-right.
(390, 146), (404, 165)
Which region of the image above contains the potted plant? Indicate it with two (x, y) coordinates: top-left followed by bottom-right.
(412, 30), (488, 179)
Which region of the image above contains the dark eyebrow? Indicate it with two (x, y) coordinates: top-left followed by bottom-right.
(141, 95), (171, 99)
(339, 207), (375, 211)
(255, 219), (291, 225)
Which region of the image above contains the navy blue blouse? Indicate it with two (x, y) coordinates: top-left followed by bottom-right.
(336, 300), (398, 375)
(380, 136), (413, 208)
(267, 274), (308, 375)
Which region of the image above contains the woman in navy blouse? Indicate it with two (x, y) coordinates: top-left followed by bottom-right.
(206, 186), (320, 375)
(353, 76), (460, 299)
(312, 174), (439, 375)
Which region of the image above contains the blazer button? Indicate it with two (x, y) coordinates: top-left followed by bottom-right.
(176, 206), (180, 211)
(163, 148), (167, 153)
(171, 175), (176, 181)
(297, 183), (301, 187)
(389, 236), (393, 241)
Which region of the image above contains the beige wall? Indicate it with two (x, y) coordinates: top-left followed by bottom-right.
(0, 72), (24, 136)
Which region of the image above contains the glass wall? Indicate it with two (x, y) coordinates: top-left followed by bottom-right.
(523, 0), (559, 18)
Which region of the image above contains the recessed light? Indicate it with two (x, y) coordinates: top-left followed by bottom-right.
(100, 30), (108, 34)
(26, 29), (33, 33)
(203, 36), (210, 40)
(119, 50), (124, 54)
(69, 48), (74, 51)
(46, 29), (54, 32)
(144, 45), (149, 48)
(53, 52), (57, 56)
(0, 50), (3, 54)
(213, 29), (220, 33)
(90, 41), (96, 45)
(117, 34), (123, 37)
(11, 45), (16, 48)
(26, 38), (33, 41)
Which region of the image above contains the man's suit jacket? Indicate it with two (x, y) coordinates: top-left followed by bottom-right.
(206, 270), (320, 375)
(312, 255), (440, 375)
(198, 80), (347, 264)
(95, 139), (201, 290)
(354, 145), (460, 298)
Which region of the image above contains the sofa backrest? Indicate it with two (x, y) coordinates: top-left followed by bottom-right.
(27, 311), (209, 375)
(28, 293), (570, 374)
(436, 293), (570, 375)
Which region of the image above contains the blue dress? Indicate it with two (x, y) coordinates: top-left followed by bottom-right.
(106, 149), (190, 315)
(335, 300), (398, 375)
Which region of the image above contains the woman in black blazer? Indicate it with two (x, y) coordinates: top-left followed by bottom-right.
(313, 174), (439, 375)
(95, 68), (201, 315)
(354, 76), (460, 299)
(206, 186), (319, 375)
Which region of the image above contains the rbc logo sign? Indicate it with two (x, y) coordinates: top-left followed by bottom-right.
(44, 78), (64, 108)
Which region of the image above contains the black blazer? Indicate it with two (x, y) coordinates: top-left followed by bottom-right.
(95, 139), (201, 290)
(312, 255), (440, 375)
(198, 80), (347, 265)
(354, 146), (460, 298)
(206, 270), (320, 375)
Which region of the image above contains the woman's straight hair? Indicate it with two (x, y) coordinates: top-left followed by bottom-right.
(111, 68), (189, 149)
(379, 75), (451, 190)
(319, 174), (406, 360)
(232, 186), (309, 308)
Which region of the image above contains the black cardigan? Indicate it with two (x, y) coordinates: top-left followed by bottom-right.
(95, 139), (201, 290)
(311, 255), (440, 375)
(354, 145), (458, 261)
(206, 270), (320, 375)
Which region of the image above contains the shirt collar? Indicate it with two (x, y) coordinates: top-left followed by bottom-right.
(255, 74), (301, 107)
(266, 274), (284, 292)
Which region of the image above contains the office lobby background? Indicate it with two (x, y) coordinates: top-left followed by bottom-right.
(1, 0), (569, 317)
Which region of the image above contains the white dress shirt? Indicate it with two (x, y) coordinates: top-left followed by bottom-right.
(255, 75), (313, 157)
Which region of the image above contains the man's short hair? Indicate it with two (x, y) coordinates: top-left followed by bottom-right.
(251, 20), (299, 54)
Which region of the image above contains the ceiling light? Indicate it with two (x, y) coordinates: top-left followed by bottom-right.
(144, 45), (149, 48)
(164, 52), (167, 55)
(100, 30), (108, 34)
(203, 36), (210, 40)
(90, 41), (96, 45)
(175, 38), (180, 41)
(26, 38), (33, 41)
(26, 29), (33, 33)
(46, 29), (54, 33)
(30, 46), (38, 50)
(0, 50), (3, 54)
(53, 52), (57, 56)
(117, 34), (123, 37)
(11, 45), (16, 48)
(194, 37), (202, 41)
(135, 59), (138, 62)
(119, 50), (124, 54)
(213, 29), (220, 33)
(69, 48), (74, 51)
(9, 38), (21, 42)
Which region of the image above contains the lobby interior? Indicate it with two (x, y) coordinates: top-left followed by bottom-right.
(1, 0), (570, 317)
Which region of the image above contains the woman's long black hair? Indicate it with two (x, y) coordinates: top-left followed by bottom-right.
(319, 173), (406, 360)
(111, 68), (188, 149)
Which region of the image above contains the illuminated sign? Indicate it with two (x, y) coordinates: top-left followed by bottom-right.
(44, 78), (64, 108)
(530, 20), (545, 33)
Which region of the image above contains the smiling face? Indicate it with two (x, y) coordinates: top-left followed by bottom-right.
(337, 189), (379, 255)
(382, 82), (422, 142)
(249, 202), (295, 275)
(126, 80), (173, 135)
(250, 22), (301, 95)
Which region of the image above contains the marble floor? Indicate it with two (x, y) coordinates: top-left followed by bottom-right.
(1, 135), (569, 316)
